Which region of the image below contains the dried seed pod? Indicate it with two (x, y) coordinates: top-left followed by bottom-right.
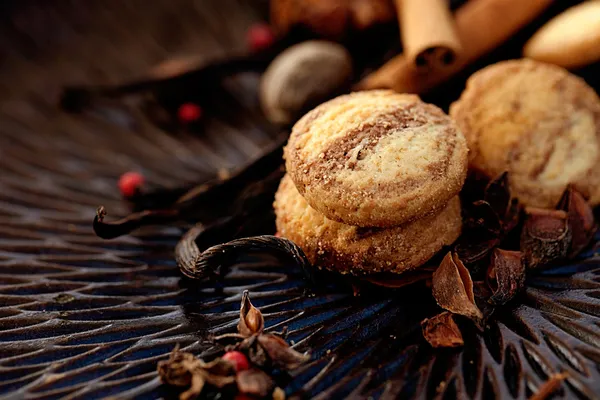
(257, 333), (310, 370)
(260, 41), (352, 124)
(238, 291), (265, 337)
(521, 208), (571, 269)
(558, 187), (597, 257)
(421, 312), (464, 348)
(432, 252), (483, 324)
(237, 369), (275, 398)
(486, 249), (525, 306)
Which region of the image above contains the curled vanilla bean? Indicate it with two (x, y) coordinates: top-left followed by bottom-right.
(93, 206), (179, 239)
(177, 235), (312, 281)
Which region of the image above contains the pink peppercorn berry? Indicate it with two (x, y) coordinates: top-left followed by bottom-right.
(222, 351), (250, 372)
(177, 102), (203, 124)
(247, 23), (275, 52)
(118, 172), (145, 198)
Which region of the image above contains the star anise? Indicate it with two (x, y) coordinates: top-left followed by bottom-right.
(455, 172), (521, 266)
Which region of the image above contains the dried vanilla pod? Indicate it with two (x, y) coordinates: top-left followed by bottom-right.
(521, 208), (571, 269)
(557, 186), (597, 257)
(486, 249), (525, 306)
(260, 41), (352, 124)
(431, 252), (483, 325)
(421, 312), (464, 348)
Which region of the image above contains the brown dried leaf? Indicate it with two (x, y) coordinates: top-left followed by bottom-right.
(521, 208), (571, 269)
(432, 252), (483, 323)
(487, 249), (525, 306)
(236, 368), (275, 398)
(257, 333), (310, 370)
(421, 312), (464, 348)
(558, 187), (597, 257)
(238, 290), (264, 337)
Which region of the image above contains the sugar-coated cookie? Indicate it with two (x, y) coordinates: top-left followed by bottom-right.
(450, 59), (600, 208)
(284, 90), (468, 227)
(274, 175), (462, 275)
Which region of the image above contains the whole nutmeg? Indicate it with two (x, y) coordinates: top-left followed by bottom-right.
(271, 0), (395, 40)
(260, 40), (352, 124)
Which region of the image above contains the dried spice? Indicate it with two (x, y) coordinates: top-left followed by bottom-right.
(521, 208), (571, 269)
(157, 347), (236, 400)
(421, 312), (464, 348)
(529, 371), (569, 400)
(236, 368), (275, 398)
(558, 186), (597, 257)
(486, 249), (525, 305)
(239, 290), (265, 336)
(159, 291), (307, 399)
(432, 252), (483, 324)
(455, 173), (521, 265)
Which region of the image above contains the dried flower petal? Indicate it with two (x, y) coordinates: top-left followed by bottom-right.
(421, 312), (464, 348)
(432, 253), (483, 324)
(521, 208), (571, 269)
(236, 368), (275, 397)
(238, 290), (264, 337)
(257, 333), (310, 370)
(558, 187), (597, 257)
(487, 249), (525, 306)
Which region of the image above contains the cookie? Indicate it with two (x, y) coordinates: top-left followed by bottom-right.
(284, 90), (468, 228)
(274, 174), (462, 275)
(450, 59), (600, 208)
(523, 1), (600, 69)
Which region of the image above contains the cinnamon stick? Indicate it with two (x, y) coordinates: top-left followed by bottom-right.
(357, 0), (553, 93)
(395, 0), (461, 70)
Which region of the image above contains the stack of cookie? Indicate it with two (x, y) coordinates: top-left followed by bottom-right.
(274, 90), (469, 275)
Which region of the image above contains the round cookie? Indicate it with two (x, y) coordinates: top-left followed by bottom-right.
(274, 174), (462, 275)
(450, 59), (600, 209)
(284, 90), (468, 228)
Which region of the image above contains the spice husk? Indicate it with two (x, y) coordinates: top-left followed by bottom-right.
(432, 252), (483, 324)
(236, 368), (275, 398)
(239, 290), (265, 336)
(487, 249), (525, 305)
(558, 187), (597, 257)
(421, 312), (464, 348)
(521, 208), (571, 269)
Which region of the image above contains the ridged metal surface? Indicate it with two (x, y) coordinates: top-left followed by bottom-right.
(0, 1), (599, 399)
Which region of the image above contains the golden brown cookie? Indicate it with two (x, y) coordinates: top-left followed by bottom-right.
(274, 174), (462, 275)
(284, 90), (468, 228)
(450, 59), (600, 208)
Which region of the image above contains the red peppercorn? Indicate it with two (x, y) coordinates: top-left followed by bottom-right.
(234, 395), (253, 400)
(247, 23), (275, 52)
(177, 102), (203, 124)
(222, 351), (250, 372)
(274, 232), (281, 238)
(118, 172), (145, 198)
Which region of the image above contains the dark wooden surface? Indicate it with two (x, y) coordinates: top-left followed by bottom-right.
(0, 1), (599, 399)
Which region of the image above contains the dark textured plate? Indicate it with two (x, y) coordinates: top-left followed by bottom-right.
(1, 1), (600, 399)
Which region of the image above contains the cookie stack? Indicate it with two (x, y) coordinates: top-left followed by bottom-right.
(274, 90), (469, 275)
